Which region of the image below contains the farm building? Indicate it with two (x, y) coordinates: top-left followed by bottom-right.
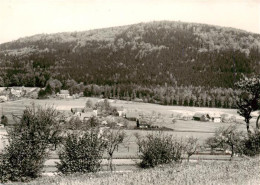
(79, 112), (97, 121)
(10, 88), (23, 97)
(138, 123), (150, 129)
(209, 113), (222, 123)
(133, 98), (144, 103)
(193, 113), (210, 121)
(117, 107), (126, 117)
(0, 96), (8, 102)
(57, 90), (70, 99)
(101, 120), (108, 125)
(71, 107), (84, 114)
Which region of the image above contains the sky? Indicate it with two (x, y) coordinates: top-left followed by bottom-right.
(0, 0), (260, 44)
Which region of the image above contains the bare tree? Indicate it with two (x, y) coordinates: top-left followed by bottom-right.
(104, 129), (126, 171)
(184, 136), (201, 162)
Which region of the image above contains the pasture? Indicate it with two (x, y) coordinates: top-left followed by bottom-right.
(0, 97), (250, 151)
(0, 97), (253, 174)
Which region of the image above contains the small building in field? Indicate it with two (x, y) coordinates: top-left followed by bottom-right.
(71, 107), (84, 114)
(80, 112), (96, 121)
(193, 113), (210, 121)
(10, 88), (23, 98)
(0, 96), (8, 102)
(212, 116), (221, 123)
(101, 120), (108, 125)
(57, 90), (70, 99)
(138, 123), (150, 129)
(209, 113), (222, 123)
(117, 107), (126, 117)
(133, 98), (144, 103)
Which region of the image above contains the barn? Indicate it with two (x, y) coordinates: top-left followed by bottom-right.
(193, 113), (210, 121)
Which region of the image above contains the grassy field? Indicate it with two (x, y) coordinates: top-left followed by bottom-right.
(0, 97), (250, 155)
(7, 156), (260, 185)
(1, 98), (259, 184)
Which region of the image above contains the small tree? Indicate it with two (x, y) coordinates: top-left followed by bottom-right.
(136, 134), (183, 168)
(183, 136), (201, 162)
(104, 129), (126, 171)
(85, 99), (93, 109)
(205, 125), (245, 159)
(66, 116), (82, 130)
(56, 130), (106, 174)
(86, 116), (100, 128)
(235, 75), (260, 133)
(0, 105), (64, 183)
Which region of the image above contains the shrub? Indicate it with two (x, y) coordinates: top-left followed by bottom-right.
(66, 116), (83, 130)
(243, 131), (260, 156)
(0, 135), (48, 182)
(0, 115), (8, 126)
(56, 130), (106, 174)
(136, 134), (183, 168)
(0, 105), (63, 183)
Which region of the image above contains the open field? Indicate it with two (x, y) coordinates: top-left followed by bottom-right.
(7, 156), (260, 185)
(0, 97), (254, 175)
(0, 97), (252, 154)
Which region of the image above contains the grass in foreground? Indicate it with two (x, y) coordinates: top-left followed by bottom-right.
(8, 156), (260, 185)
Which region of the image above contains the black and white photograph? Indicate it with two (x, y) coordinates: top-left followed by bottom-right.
(0, 0), (260, 184)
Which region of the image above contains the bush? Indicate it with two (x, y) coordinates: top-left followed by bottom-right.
(56, 130), (106, 174)
(0, 105), (63, 183)
(136, 134), (183, 168)
(243, 131), (260, 156)
(0, 115), (8, 126)
(0, 136), (48, 182)
(65, 116), (83, 130)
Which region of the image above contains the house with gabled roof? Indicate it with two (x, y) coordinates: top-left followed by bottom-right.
(57, 90), (70, 99)
(193, 113), (210, 121)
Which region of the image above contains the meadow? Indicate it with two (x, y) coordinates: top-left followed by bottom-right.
(0, 97), (253, 175)
(0, 97), (248, 151)
(7, 156), (260, 185)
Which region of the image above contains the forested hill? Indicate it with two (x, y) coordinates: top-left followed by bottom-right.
(0, 21), (260, 88)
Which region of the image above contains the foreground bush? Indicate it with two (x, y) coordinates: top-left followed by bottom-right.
(243, 131), (260, 156)
(0, 105), (63, 183)
(0, 136), (48, 182)
(56, 130), (106, 174)
(136, 134), (183, 168)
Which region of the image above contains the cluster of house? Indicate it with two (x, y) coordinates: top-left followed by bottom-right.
(0, 87), (39, 102)
(56, 90), (83, 100)
(192, 112), (240, 123)
(68, 103), (153, 129)
(193, 113), (222, 123)
(170, 110), (237, 123)
(69, 104), (127, 124)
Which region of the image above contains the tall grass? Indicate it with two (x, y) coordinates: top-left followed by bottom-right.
(9, 157), (260, 185)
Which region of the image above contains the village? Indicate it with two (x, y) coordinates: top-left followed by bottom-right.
(0, 87), (245, 130)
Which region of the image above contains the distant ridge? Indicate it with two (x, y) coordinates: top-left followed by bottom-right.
(0, 21), (260, 88)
